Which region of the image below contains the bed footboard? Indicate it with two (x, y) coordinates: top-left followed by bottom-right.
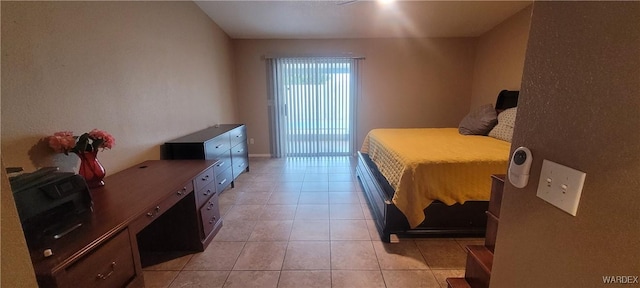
(356, 152), (488, 242)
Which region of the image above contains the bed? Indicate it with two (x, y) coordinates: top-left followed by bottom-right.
(356, 90), (519, 242)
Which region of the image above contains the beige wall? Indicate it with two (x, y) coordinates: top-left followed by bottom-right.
(469, 5), (531, 109)
(234, 38), (477, 155)
(1, 1), (237, 174)
(492, 2), (640, 287)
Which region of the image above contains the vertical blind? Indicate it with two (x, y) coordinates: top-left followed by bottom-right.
(266, 57), (361, 157)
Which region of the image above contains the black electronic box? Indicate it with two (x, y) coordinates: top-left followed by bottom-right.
(9, 167), (93, 247)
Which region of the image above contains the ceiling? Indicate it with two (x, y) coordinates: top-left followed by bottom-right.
(195, 1), (532, 39)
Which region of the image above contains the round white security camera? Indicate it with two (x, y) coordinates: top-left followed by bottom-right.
(508, 147), (532, 188)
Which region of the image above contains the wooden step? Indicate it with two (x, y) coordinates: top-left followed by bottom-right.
(446, 277), (472, 288)
(464, 245), (494, 288)
(484, 211), (499, 253)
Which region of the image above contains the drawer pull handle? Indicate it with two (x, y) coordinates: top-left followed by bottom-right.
(236, 134), (242, 138)
(201, 174), (210, 181)
(238, 162), (245, 168)
(53, 223), (83, 239)
(207, 202), (215, 210)
(177, 187), (187, 196)
(97, 262), (116, 280)
(237, 149), (244, 153)
(204, 189), (212, 196)
(216, 161), (225, 167)
(147, 206), (160, 217)
(209, 216), (217, 224)
(218, 179), (227, 185)
(215, 144), (224, 149)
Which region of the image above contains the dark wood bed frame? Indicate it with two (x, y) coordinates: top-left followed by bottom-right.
(356, 152), (489, 242)
(356, 90), (519, 243)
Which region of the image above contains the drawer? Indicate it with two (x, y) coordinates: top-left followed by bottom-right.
(233, 158), (249, 179)
(195, 181), (216, 210)
(204, 134), (230, 159)
(130, 183), (191, 232)
(213, 151), (232, 175)
(194, 167), (215, 193)
(231, 142), (248, 178)
(61, 229), (135, 288)
(200, 193), (221, 239)
(177, 181), (194, 198)
(489, 175), (505, 217)
(231, 142), (248, 159)
(229, 125), (247, 146)
(216, 167), (233, 193)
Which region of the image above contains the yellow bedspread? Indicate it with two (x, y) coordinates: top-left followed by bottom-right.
(361, 128), (511, 228)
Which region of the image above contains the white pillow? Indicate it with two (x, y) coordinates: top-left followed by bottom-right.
(488, 107), (517, 142)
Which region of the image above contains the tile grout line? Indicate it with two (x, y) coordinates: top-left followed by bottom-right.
(329, 217), (334, 287)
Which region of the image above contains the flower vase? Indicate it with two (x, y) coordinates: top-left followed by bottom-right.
(76, 151), (106, 188)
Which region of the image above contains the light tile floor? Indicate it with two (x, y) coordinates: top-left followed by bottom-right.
(143, 157), (483, 288)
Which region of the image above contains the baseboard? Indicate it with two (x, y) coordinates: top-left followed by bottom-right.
(249, 154), (272, 158)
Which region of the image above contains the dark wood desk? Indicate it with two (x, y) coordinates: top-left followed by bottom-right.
(29, 160), (220, 287)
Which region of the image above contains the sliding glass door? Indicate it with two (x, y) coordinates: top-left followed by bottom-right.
(267, 57), (360, 157)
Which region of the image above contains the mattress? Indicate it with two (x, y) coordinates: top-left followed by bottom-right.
(361, 128), (511, 228)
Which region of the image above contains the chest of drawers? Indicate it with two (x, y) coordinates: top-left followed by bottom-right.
(165, 124), (250, 192)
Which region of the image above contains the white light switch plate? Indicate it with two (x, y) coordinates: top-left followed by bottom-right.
(536, 160), (586, 216)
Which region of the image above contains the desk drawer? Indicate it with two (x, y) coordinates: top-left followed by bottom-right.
(204, 134), (230, 159)
(229, 126), (247, 146)
(131, 183), (190, 232)
(177, 181), (194, 198)
(200, 193), (221, 239)
(195, 181), (216, 210)
(61, 229), (135, 288)
(213, 151), (232, 175)
(195, 167), (215, 193)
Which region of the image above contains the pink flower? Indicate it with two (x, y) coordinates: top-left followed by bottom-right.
(47, 129), (116, 154)
(53, 131), (74, 137)
(88, 129), (116, 150)
(48, 131), (76, 153)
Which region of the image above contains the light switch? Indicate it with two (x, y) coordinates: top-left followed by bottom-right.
(536, 160), (586, 216)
